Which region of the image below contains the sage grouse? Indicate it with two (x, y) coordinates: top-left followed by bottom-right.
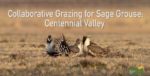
(69, 38), (81, 53)
(84, 36), (109, 57)
(59, 34), (71, 56)
(46, 35), (60, 57)
(82, 36), (125, 57)
(73, 36), (109, 57)
(46, 34), (71, 57)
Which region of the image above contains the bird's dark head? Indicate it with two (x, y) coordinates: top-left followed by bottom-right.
(82, 36), (87, 44)
(82, 36), (90, 46)
(47, 35), (52, 43)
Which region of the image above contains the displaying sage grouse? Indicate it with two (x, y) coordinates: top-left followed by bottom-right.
(59, 34), (71, 56)
(75, 36), (98, 57)
(46, 35), (60, 57)
(83, 36), (125, 57)
(46, 34), (72, 57)
(73, 36), (110, 57)
(84, 36), (109, 57)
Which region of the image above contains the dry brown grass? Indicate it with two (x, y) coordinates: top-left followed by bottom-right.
(0, 29), (150, 76)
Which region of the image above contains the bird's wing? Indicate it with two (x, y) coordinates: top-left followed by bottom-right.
(90, 41), (98, 46)
(88, 41), (107, 54)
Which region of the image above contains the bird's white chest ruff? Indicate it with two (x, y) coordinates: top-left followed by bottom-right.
(46, 41), (55, 52)
(78, 43), (83, 54)
(84, 38), (90, 51)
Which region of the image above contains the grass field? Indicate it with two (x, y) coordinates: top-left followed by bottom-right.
(0, 5), (150, 76)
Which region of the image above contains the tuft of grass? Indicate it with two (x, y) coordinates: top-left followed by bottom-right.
(126, 41), (137, 45)
(78, 59), (106, 69)
(0, 39), (8, 43)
